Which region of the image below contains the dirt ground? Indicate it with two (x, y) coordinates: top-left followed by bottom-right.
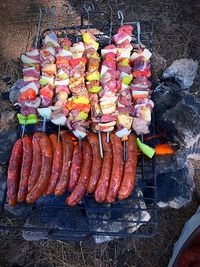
(0, 0), (200, 266)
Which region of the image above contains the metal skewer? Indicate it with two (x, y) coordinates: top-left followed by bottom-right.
(21, 122), (26, 138)
(106, 132), (110, 143)
(123, 140), (127, 162)
(42, 117), (46, 132)
(98, 131), (103, 158)
(136, 22), (141, 50)
(117, 10), (128, 161)
(78, 136), (82, 149)
(103, 1), (115, 145)
(57, 124), (61, 142)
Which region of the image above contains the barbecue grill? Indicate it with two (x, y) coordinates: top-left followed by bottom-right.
(0, 4), (157, 241)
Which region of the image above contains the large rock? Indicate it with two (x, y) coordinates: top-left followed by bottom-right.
(152, 80), (182, 114)
(162, 58), (198, 89)
(153, 82), (200, 148)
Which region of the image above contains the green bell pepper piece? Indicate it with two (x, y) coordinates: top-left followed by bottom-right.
(17, 113), (38, 125)
(136, 137), (155, 158)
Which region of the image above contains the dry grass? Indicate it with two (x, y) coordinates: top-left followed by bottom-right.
(0, 198), (199, 267)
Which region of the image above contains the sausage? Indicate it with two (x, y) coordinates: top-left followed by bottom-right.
(94, 133), (112, 202)
(7, 138), (23, 207)
(68, 144), (82, 192)
(17, 136), (33, 202)
(106, 134), (124, 203)
(45, 134), (63, 195)
(87, 132), (102, 193)
(26, 132), (52, 204)
(54, 131), (74, 196)
(118, 134), (138, 200)
(28, 136), (42, 192)
(66, 141), (92, 206)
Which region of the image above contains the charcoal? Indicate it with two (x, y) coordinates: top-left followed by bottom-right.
(152, 81), (182, 114)
(153, 88), (200, 148)
(0, 127), (18, 164)
(162, 58), (198, 89)
(157, 161), (195, 209)
(156, 147), (188, 174)
(0, 165), (6, 212)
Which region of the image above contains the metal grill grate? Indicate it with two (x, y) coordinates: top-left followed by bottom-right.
(0, 8), (157, 240)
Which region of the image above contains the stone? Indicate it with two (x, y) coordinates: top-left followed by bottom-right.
(157, 161), (195, 209)
(152, 81), (182, 114)
(162, 58), (198, 89)
(0, 126), (18, 164)
(9, 79), (24, 105)
(155, 90), (200, 148)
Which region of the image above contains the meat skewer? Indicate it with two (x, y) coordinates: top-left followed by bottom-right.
(66, 36), (90, 144)
(112, 24), (134, 160)
(81, 30), (104, 157)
